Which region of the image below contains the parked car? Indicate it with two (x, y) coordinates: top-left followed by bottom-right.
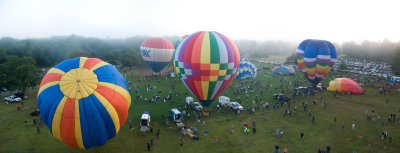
(229, 102), (243, 111)
(186, 97), (194, 105)
(4, 95), (22, 103)
(192, 102), (203, 111)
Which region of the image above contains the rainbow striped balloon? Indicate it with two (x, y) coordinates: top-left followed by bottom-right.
(236, 60), (257, 79)
(296, 39), (337, 86)
(173, 31), (240, 107)
(271, 66), (295, 76)
(327, 78), (364, 94)
(37, 57), (131, 150)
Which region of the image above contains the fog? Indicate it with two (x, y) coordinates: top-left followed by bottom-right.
(1, 0), (400, 43)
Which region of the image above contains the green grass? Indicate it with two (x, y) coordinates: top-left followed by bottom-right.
(0, 62), (399, 153)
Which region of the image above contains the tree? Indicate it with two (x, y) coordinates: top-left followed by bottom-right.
(120, 48), (142, 68)
(391, 47), (400, 75)
(286, 53), (297, 64)
(338, 61), (347, 70)
(0, 55), (39, 92)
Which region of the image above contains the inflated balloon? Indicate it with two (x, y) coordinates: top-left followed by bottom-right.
(37, 57), (131, 150)
(236, 60), (257, 79)
(271, 66), (295, 76)
(296, 39), (337, 86)
(327, 78), (364, 94)
(173, 31), (240, 107)
(140, 38), (175, 72)
(174, 35), (188, 49)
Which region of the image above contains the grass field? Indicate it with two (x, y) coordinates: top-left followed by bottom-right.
(0, 61), (399, 153)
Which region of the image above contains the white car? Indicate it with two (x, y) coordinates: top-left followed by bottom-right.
(192, 102), (203, 111)
(4, 95), (22, 103)
(229, 102), (244, 111)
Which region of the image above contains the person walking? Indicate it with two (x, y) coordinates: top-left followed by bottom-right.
(150, 137), (154, 146)
(36, 125), (40, 134)
(24, 120), (28, 128)
(280, 129), (283, 138)
(231, 125), (234, 134)
(213, 136), (217, 144)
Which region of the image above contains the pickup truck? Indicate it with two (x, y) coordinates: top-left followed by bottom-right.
(4, 95), (22, 103)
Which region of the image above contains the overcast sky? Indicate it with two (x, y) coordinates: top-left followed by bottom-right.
(0, 0), (399, 43)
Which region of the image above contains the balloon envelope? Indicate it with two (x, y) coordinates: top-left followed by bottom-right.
(270, 66), (295, 76)
(174, 35), (189, 49)
(37, 57), (131, 149)
(327, 78), (364, 94)
(173, 31), (240, 107)
(236, 60), (257, 79)
(140, 38), (175, 72)
(296, 39), (337, 86)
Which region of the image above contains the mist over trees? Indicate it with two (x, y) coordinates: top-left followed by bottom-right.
(235, 40), (297, 58)
(0, 35), (400, 80)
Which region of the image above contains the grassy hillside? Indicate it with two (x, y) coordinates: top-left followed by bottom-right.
(0, 62), (399, 153)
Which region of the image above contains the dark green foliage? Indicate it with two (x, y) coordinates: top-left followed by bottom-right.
(338, 61), (347, 70)
(391, 47), (400, 75)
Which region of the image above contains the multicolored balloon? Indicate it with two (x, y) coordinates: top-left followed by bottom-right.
(37, 57), (131, 150)
(173, 31), (240, 107)
(296, 39), (337, 86)
(236, 60), (257, 79)
(140, 38), (175, 72)
(174, 35), (188, 49)
(327, 78), (364, 94)
(270, 66), (295, 76)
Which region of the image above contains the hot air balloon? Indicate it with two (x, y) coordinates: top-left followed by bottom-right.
(37, 57), (131, 150)
(296, 39), (337, 87)
(270, 66), (295, 76)
(174, 35), (188, 49)
(327, 78), (364, 94)
(173, 31), (240, 107)
(140, 38), (175, 72)
(236, 60), (257, 79)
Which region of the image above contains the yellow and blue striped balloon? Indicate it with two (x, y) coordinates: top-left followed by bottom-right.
(236, 60), (257, 79)
(37, 57), (131, 150)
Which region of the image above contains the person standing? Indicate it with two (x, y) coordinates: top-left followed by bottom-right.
(150, 137), (154, 146)
(24, 120), (28, 128)
(300, 130), (304, 139)
(147, 142), (151, 151)
(276, 128), (279, 136)
(156, 129), (160, 139)
(275, 144), (280, 153)
(326, 145), (332, 153)
(36, 125), (40, 133)
(231, 125), (234, 134)
(180, 139), (184, 150)
(214, 136), (217, 144)
(280, 129), (283, 138)
(128, 120), (132, 129)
